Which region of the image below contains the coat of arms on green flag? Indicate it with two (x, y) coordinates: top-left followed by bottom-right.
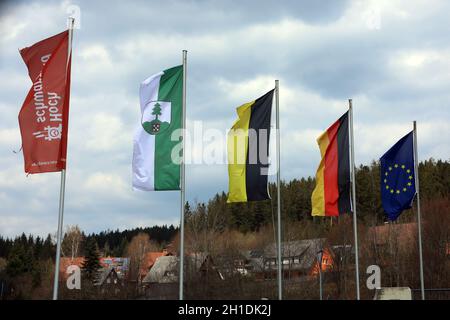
(142, 101), (171, 135)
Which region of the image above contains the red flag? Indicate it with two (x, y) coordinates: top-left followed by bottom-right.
(18, 30), (72, 174)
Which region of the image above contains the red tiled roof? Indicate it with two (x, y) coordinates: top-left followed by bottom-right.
(59, 257), (85, 279)
(139, 251), (170, 276)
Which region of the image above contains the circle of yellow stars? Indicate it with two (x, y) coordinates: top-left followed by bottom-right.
(383, 163), (414, 195)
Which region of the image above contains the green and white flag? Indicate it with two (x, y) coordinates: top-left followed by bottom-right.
(133, 65), (183, 191)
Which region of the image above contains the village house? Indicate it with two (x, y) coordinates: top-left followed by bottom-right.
(236, 238), (343, 281)
(141, 253), (223, 299)
(138, 248), (172, 281)
(262, 239), (332, 281)
(59, 256), (129, 290)
(95, 267), (123, 296)
(141, 255), (179, 299)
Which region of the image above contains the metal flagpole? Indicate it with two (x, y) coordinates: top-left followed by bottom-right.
(413, 121), (425, 300)
(52, 170), (66, 300)
(179, 50), (187, 300)
(317, 249), (323, 300)
(52, 17), (74, 301)
(275, 80), (282, 300)
(348, 99), (361, 300)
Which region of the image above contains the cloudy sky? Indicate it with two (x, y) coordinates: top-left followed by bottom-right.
(0, 0), (449, 238)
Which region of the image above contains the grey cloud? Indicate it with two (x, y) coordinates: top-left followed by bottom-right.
(75, 0), (350, 39)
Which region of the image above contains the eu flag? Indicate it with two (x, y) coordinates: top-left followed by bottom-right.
(380, 131), (416, 221)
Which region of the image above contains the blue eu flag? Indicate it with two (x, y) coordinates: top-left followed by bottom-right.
(380, 131), (416, 221)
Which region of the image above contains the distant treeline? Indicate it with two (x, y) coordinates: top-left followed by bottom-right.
(0, 158), (448, 258)
(0, 225), (178, 259)
(84, 225), (178, 256)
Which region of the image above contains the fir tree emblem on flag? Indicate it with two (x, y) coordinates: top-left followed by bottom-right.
(141, 101), (171, 135)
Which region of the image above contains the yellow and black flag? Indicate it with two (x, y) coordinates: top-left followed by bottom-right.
(227, 90), (274, 203)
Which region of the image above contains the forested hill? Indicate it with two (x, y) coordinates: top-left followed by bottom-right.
(185, 158), (450, 233)
(84, 225), (178, 256)
(0, 158), (448, 258)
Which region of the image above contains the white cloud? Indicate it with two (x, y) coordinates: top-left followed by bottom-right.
(0, 15), (28, 44)
(82, 113), (128, 152)
(0, 128), (21, 147)
(77, 43), (114, 75)
(84, 172), (129, 197)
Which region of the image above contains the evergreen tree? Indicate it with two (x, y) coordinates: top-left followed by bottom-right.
(41, 234), (54, 260)
(34, 236), (43, 259)
(152, 102), (162, 120)
(81, 238), (102, 282)
(114, 237), (128, 257)
(6, 244), (26, 277)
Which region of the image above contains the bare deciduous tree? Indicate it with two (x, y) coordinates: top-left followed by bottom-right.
(126, 233), (159, 289)
(61, 225), (83, 261)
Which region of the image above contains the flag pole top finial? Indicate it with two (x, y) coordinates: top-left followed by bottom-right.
(67, 17), (75, 30)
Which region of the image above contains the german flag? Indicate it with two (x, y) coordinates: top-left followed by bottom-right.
(227, 90), (274, 203)
(311, 111), (351, 216)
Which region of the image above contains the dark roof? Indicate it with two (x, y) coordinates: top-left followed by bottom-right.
(95, 267), (120, 286)
(240, 249), (264, 260)
(265, 239), (326, 258)
(263, 239), (327, 271)
(330, 244), (354, 256)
